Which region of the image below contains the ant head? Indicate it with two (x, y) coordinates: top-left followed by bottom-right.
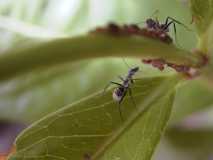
(107, 23), (120, 33)
(131, 67), (139, 73)
(146, 18), (156, 28)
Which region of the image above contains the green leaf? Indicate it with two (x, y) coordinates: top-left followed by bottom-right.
(98, 88), (175, 160)
(190, 0), (213, 53)
(170, 79), (213, 124)
(167, 127), (213, 150)
(9, 76), (179, 160)
(190, 0), (213, 35)
(153, 128), (213, 160)
(0, 34), (200, 81)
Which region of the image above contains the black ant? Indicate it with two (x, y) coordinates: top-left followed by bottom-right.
(104, 66), (139, 120)
(143, 16), (190, 43)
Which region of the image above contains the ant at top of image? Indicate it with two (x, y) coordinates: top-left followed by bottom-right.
(91, 10), (190, 45)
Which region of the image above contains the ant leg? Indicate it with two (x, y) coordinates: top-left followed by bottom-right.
(166, 17), (191, 31)
(164, 20), (173, 31)
(103, 81), (123, 95)
(110, 81), (123, 86)
(118, 76), (125, 82)
(117, 102), (124, 121)
(117, 90), (127, 121)
(165, 21), (180, 45)
(165, 16), (178, 26)
(163, 20), (178, 43)
(154, 18), (160, 29)
(165, 21), (177, 41)
(173, 22), (177, 36)
(165, 17), (184, 30)
(130, 77), (137, 84)
(165, 16), (170, 26)
(131, 78), (142, 81)
(128, 87), (137, 109)
(173, 22), (178, 44)
(167, 16), (183, 25)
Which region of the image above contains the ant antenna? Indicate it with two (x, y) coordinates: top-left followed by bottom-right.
(122, 58), (144, 75)
(151, 10), (160, 19)
(134, 21), (146, 25)
(134, 10), (160, 25)
(122, 58), (131, 69)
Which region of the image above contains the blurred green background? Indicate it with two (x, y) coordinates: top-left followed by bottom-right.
(0, 0), (212, 159)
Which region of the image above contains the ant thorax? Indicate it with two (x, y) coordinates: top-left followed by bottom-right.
(159, 24), (169, 32)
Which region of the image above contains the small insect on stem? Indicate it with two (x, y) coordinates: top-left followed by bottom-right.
(142, 16), (190, 44)
(104, 66), (139, 121)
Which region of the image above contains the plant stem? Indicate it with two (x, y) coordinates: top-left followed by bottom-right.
(0, 34), (201, 81)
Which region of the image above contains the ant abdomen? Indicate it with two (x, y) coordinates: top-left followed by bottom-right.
(113, 87), (124, 102)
